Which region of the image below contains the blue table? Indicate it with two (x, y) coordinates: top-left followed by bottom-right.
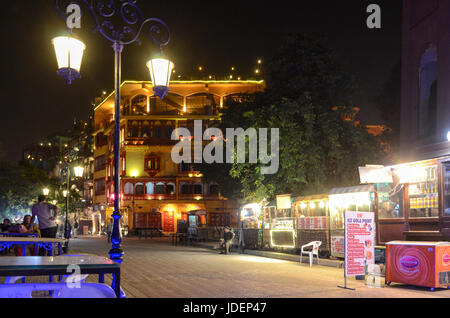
(0, 256), (121, 298)
(0, 237), (67, 257)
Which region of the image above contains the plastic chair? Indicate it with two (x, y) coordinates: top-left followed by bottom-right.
(0, 283), (118, 298)
(300, 241), (322, 267)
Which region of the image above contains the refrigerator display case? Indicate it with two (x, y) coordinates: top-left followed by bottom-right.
(386, 241), (450, 290)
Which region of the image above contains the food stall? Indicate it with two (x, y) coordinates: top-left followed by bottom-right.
(239, 202), (265, 249)
(328, 185), (377, 258)
(265, 195), (296, 250)
(262, 201), (277, 248)
(292, 195), (330, 257)
(386, 241), (450, 290)
(187, 210), (208, 241)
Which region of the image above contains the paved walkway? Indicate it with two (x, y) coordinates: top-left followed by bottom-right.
(68, 236), (450, 298)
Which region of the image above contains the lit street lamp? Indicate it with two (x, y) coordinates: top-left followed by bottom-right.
(52, 36), (86, 84)
(53, 0), (173, 264)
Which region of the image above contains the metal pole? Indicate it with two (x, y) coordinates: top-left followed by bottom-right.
(109, 41), (124, 264)
(63, 166), (70, 253)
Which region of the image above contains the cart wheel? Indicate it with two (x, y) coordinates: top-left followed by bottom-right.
(386, 282), (391, 286)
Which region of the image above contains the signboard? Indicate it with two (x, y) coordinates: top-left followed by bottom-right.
(276, 194), (292, 210)
(331, 236), (345, 255)
(359, 165), (393, 184)
(345, 211), (375, 277)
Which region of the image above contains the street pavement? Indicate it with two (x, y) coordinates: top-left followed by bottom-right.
(69, 236), (450, 298)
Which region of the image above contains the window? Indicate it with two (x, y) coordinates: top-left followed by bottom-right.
(146, 183), (154, 195)
(166, 183), (176, 195)
(154, 126), (162, 138)
(180, 183), (190, 195)
(194, 184), (203, 195)
(135, 183), (145, 195)
(419, 45), (438, 138)
(408, 166), (439, 218)
(145, 157), (161, 174)
(94, 179), (106, 196)
(444, 164), (450, 217)
(131, 95), (148, 115)
(95, 156), (106, 172)
(142, 122), (151, 138)
(378, 183), (404, 219)
(124, 183), (134, 195)
(155, 183), (165, 195)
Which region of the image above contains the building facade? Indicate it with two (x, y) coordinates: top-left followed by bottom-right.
(93, 80), (265, 233)
(401, 0), (450, 162)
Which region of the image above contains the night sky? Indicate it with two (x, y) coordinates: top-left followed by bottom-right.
(0, 0), (402, 162)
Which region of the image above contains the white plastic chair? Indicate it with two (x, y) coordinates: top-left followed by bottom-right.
(0, 283), (117, 298)
(300, 241), (322, 267)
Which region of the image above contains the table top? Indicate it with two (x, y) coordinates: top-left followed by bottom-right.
(0, 237), (67, 243)
(0, 233), (38, 237)
(386, 241), (450, 247)
(0, 256), (119, 271)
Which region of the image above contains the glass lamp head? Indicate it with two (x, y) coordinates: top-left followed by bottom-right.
(147, 55), (174, 99)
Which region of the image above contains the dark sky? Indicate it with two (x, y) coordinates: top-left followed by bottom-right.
(0, 0), (402, 161)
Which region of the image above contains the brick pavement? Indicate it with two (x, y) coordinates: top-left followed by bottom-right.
(65, 236), (450, 298)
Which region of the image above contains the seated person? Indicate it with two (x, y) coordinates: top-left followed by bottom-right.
(12, 215), (40, 256)
(0, 219), (11, 232)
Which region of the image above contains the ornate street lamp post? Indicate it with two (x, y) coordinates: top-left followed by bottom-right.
(53, 0), (173, 264)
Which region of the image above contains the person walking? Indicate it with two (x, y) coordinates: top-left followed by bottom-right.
(31, 195), (58, 256)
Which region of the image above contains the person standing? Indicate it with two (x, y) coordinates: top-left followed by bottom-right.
(31, 195), (58, 256)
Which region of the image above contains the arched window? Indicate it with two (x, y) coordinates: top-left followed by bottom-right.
(146, 183), (154, 195)
(135, 183), (145, 195)
(419, 45), (438, 138)
(194, 183), (203, 195)
(180, 182), (189, 195)
(142, 121), (151, 138)
(130, 121), (139, 138)
(154, 121), (162, 138)
(131, 95), (148, 115)
(166, 183), (176, 195)
(155, 182), (165, 195)
(124, 183), (134, 195)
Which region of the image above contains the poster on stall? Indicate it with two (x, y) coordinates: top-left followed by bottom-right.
(345, 211), (375, 277)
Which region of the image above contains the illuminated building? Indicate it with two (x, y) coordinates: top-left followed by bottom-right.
(93, 80), (265, 233)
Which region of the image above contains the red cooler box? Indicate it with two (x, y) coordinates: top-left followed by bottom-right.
(386, 241), (450, 290)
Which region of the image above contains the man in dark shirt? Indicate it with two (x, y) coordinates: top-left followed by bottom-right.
(0, 219), (11, 232)
(31, 195), (58, 256)
(222, 226), (235, 255)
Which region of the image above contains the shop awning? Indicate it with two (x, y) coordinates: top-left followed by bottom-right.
(329, 185), (375, 195)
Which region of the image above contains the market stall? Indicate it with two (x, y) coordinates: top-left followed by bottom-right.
(239, 203), (264, 249)
(292, 195), (330, 258)
(361, 158), (450, 244)
(328, 185), (376, 258)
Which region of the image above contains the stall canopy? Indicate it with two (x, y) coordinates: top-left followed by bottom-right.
(329, 185), (375, 195)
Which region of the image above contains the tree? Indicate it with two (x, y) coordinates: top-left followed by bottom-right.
(204, 34), (387, 202)
(0, 161), (56, 221)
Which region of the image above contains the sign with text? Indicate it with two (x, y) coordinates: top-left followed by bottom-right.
(345, 211), (375, 277)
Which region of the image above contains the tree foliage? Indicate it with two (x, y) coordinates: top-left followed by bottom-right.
(202, 34), (387, 202)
